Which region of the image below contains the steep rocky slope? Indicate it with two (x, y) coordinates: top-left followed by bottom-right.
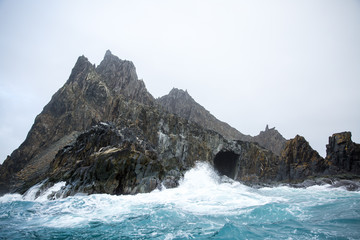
(157, 88), (251, 141)
(157, 89), (286, 155)
(0, 50), (155, 194)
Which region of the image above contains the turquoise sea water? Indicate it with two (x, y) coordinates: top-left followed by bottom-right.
(1, 162), (359, 239)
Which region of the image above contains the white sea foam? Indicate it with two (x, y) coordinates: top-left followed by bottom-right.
(148, 162), (282, 215)
(22, 181), (66, 201)
(22, 181), (44, 201)
(1, 162), (359, 230)
(0, 193), (22, 203)
(24, 162), (283, 228)
(36, 181), (66, 201)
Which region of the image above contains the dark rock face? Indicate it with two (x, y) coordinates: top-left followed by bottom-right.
(234, 141), (280, 184)
(326, 132), (360, 174)
(38, 118), (244, 196)
(48, 123), (165, 195)
(278, 135), (326, 182)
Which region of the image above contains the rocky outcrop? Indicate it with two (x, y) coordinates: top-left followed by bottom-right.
(235, 133), (359, 185)
(252, 125), (286, 156)
(35, 118), (243, 196)
(233, 141), (280, 184)
(47, 122), (165, 196)
(278, 135), (327, 182)
(326, 132), (360, 175)
(157, 88), (252, 141)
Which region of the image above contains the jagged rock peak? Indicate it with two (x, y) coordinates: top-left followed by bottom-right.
(158, 88), (205, 117)
(92, 50), (154, 103)
(168, 88), (192, 99)
(252, 125), (286, 156)
(159, 88), (196, 106)
(264, 124), (275, 132)
(67, 55), (94, 83)
(96, 50), (137, 81)
(101, 49), (127, 64)
(105, 49), (112, 56)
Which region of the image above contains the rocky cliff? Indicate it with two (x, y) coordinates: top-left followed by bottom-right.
(326, 132), (360, 175)
(278, 135), (326, 182)
(41, 117), (238, 196)
(0, 51), (359, 197)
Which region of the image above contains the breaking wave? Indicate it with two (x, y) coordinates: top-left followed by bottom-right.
(1, 162), (360, 239)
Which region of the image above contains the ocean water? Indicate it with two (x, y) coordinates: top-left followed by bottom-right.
(1, 163), (359, 240)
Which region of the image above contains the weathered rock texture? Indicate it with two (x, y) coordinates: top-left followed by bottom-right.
(233, 141), (280, 184)
(0, 51), (359, 197)
(278, 135), (326, 182)
(45, 119), (238, 196)
(326, 132), (360, 175)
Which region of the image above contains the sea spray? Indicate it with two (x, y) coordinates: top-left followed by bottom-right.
(23, 181), (66, 201)
(1, 162), (360, 239)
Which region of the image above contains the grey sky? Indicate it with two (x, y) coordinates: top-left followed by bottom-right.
(0, 0), (359, 163)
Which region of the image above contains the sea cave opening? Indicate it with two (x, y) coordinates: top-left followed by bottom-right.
(213, 150), (239, 179)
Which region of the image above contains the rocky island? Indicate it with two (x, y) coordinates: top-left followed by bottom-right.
(0, 50), (359, 197)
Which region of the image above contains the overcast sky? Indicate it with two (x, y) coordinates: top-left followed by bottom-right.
(0, 0), (359, 163)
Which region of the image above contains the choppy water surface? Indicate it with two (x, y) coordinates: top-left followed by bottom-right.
(1, 162), (359, 239)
